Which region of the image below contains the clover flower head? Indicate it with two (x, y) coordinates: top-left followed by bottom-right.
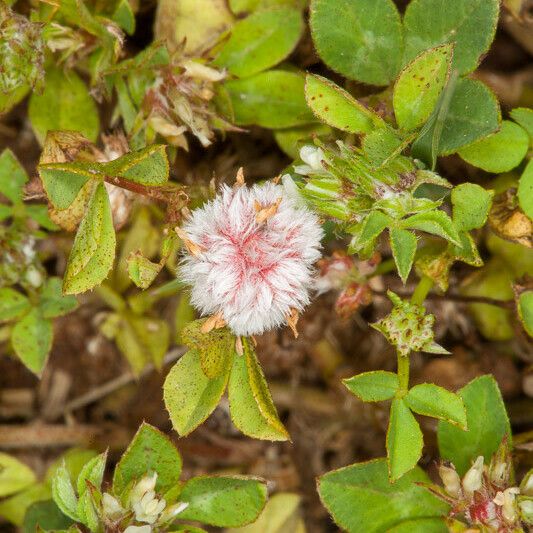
(178, 180), (323, 336)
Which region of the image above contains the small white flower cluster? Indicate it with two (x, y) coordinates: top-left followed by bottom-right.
(102, 473), (188, 532)
(179, 179), (323, 336)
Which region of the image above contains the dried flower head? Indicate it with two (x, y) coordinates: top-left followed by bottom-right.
(179, 181), (323, 336)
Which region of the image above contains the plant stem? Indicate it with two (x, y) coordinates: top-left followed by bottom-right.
(397, 353), (410, 393)
(410, 275), (434, 306)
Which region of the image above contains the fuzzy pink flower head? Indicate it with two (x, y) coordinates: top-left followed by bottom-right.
(179, 181), (323, 336)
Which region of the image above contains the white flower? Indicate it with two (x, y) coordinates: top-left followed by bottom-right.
(179, 182), (323, 336)
(129, 473), (165, 524)
(462, 456), (484, 496)
(493, 487), (520, 522)
(133, 492), (166, 524)
(294, 146), (325, 176)
(102, 493), (125, 521)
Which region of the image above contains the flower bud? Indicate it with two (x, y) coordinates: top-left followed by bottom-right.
(300, 146), (324, 170)
(462, 456), (484, 497)
(488, 439), (511, 487)
(439, 463), (462, 498)
(294, 146), (326, 176)
(181, 59), (226, 82)
(159, 501), (189, 522)
(521, 470), (533, 496)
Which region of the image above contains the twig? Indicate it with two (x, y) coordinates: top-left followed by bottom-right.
(58, 347), (186, 419)
(0, 422), (133, 449)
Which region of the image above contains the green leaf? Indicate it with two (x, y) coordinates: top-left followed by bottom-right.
(438, 78), (501, 155)
(413, 78), (500, 159)
(45, 449), (98, 487)
(63, 182), (116, 294)
(405, 384), (467, 428)
(11, 308), (53, 375)
(28, 68), (99, 145)
(387, 399), (423, 481)
(437, 375), (511, 475)
(0, 483), (51, 526)
(178, 476), (267, 528)
(76, 490), (98, 532)
(518, 290), (533, 338)
(102, 145), (169, 186)
(403, 0), (499, 74)
(343, 371), (399, 402)
(38, 163), (94, 211)
(402, 210), (460, 245)
(229, 0), (307, 14)
(25, 204), (58, 230)
(0, 149), (28, 205)
(221, 70), (314, 128)
(305, 74), (385, 134)
(0, 453), (36, 498)
(390, 227), (417, 284)
(510, 107), (533, 143)
(22, 500), (73, 533)
(458, 120), (529, 172)
(51, 463), (78, 522)
(154, 0), (234, 56)
(113, 422), (182, 495)
(318, 459), (449, 532)
(76, 452), (106, 496)
(111, 0), (136, 34)
(0, 84), (30, 115)
(214, 7), (303, 77)
(387, 518), (447, 533)
(518, 159), (533, 220)
(39, 278), (78, 319)
(274, 123), (333, 159)
(310, 0), (403, 85)
(164, 349), (229, 436)
(362, 129), (410, 167)
(0, 288), (30, 322)
(127, 252), (161, 289)
(359, 211), (392, 244)
(451, 183), (493, 231)
(181, 320), (235, 379)
(393, 44), (453, 131)
(228, 338), (289, 441)
(225, 492), (304, 533)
